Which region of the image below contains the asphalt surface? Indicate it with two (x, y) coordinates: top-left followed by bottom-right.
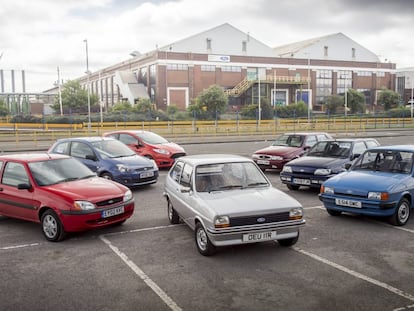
(0, 132), (413, 311)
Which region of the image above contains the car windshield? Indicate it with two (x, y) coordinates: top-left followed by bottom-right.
(272, 134), (304, 147)
(195, 162), (269, 192)
(92, 140), (136, 158)
(28, 158), (96, 186)
(138, 132), (169, 144)
(352, 150), (414, 174)
(307, 141), (352, 158)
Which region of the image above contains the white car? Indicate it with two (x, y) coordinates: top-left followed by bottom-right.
(163, 154), (305, 256)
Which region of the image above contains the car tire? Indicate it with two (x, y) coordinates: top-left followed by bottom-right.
(195, 222), (217, 256)
(167, 200), (180, 224)
(41, 210), (66, 242)
(389, 198), (410, 226)
(100, 172), (113, 180)
(326, 209), (342, 216)
(277, 233), (299, 247)
(287, 184), (300, 191)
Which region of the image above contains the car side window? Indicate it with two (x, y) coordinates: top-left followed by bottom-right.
(366, 140), (379, 148)
(305, 135), (317, 147)
(170, 161), (184, 183)
(180, 164), (193, 187)
(317, 134), (330, 141)
(2, 162), (29, 187)
(53, 141), (70, 155)
(353, 142), (367, 156)
(70, 142), (94, 159)
(119, 134), (138, 145)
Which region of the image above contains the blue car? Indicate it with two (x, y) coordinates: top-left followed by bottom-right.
(319, 145), (414, 226)
(280, 138), (379, 190)
(48, 137), (159, 188)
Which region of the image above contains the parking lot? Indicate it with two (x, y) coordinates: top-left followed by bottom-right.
(1, 135), (414, 311)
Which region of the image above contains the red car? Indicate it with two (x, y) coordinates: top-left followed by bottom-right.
(252, 132), (333, 171)
(0, 153), (135, 241)
(103, 130), (186, 168)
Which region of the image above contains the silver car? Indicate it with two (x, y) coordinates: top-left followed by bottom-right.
(163, 154), (305, 256)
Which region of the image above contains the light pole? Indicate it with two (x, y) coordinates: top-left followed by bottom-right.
(83, 39), (91, 131)
(307, 54), (311, 123)
(57, 66), (63, 116)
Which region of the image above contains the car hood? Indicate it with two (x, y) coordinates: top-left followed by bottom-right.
(325, 170), (409, 194)
(44, 177), (128, 203)
(198, 187), (302, 217)
(254, 146), (300, 156)
(287, 156), (347, 168)
(111, 154), (154, 167)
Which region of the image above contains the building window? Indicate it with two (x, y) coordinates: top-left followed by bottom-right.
(167, 64), (188, 71)
(352, 48), (356, 58)
(221, 66), (241, 72)
(324, 46), (328, 57)
(316, 70), (332, 105)
(377, 71), (385, 77)
(206, 38), (212, 50)
(242, 41), (247, 52)
(201, 65), (215, 72)
(337, 70), (352, 95)
(149, 64), (156, 85)
(357, 71), (372, 77)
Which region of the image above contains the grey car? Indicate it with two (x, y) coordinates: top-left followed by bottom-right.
(163, 154), (305, 256)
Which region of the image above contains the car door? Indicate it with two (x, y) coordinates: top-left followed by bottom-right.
(118, 133), (144, 156)
(0, 161), (38, 221)
(69, 141), (100, 172)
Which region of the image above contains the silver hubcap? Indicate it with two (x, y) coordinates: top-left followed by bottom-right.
(398, 202), (410, 223)
(196, 227), (207, 251)
(168, 203), (173, 220)
(43, 215), (58, 238)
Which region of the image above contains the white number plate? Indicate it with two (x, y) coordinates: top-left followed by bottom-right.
(102, 206), (124, 218)
(140, 171), (154, 178)
(293, 178), (311, 185)
(257, 160), (270, 165)
(242, 231), (277, 242)
(335, 198), (362, 208)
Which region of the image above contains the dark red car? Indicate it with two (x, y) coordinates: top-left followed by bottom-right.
(252, 132), (333, 171)
(103, 130), (186, 169)
(0, 153), (135, 241)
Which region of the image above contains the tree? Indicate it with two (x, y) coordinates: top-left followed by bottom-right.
(133, 98), (153, 113)
(377, 88), (401, 111)
(189, 84), (228, 119)
(346, 89), (366, 114)
(52, 80), (99, 114)
(324, 95), (343, 114)
(0, 98), (9, 116)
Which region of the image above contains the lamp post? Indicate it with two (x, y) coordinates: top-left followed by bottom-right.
(57, 66), (63, 116)
(83, 39), (91, 131)
(307, 54), (311, 123)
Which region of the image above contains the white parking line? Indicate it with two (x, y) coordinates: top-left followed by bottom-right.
(0, 243), (40, 250)
(304, 205), (325, 210)
(100, 234), (182, 311)
(294, 246), (414, 303)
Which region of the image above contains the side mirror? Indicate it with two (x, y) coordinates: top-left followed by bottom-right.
(351, 154), (361, 161)
(85, 154), (97, 161)
(344, 163), (352, 170)
(17, 183), (32, 190)
(180, 186), (191, 193)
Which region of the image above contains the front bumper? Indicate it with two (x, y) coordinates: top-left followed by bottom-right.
(280, 173), (329, 188)
(206, 219), (305, 246)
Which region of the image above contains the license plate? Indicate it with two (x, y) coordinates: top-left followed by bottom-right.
(257, 160), (270, 165)
(242, 231), (277, 242)
(101, 206), (124, 218)
(335, 198), (362, 208)
(140, 171), (154, 178)
(293, 178), (311, 185)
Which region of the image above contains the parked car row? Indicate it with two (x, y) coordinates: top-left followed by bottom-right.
(0, 130), (413, 256)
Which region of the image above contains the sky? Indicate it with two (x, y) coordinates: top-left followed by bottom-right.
(1, 0), (414, 93)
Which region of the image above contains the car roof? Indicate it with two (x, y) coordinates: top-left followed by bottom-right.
(178, 154), (252, 166)
(322, 138), (377, 142)
(57, 136), (116, 142)
(104, 130), (152, 135)
(281, 132), (330, 136)
(0, 153), (70, 163)
(367, 145), (414, 152)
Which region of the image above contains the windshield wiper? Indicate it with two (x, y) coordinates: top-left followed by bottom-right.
(245, 182), (268, 188)
(218, 184), (243, 190)
(58, 177), (79, 183)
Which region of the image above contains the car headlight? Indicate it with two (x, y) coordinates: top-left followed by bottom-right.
(270, 155), (283, 160)
(154, 148), (170, 155)
(368, 192), (389, 200)
(282, 166), (292, 173)
(321, 186), (334, 194)
(123, 189), (133, 202)
(314, 168), (331, 175)
(116, 164), (131, 173)
(289, 207), (303, 220)
(73, 200), (95, 211)
(214, 216), (230, 228)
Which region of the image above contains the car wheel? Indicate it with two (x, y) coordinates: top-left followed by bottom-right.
(389, 198), (410, 226)
(41, 210), (66, 242)
(167, 200), (179, 224)
(277, 233), (299, 247)
(326, 209), (342, 216)
(195, 222), (216, 256)
(287, 184), (300, 191)
(100, 173), (113, 180)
